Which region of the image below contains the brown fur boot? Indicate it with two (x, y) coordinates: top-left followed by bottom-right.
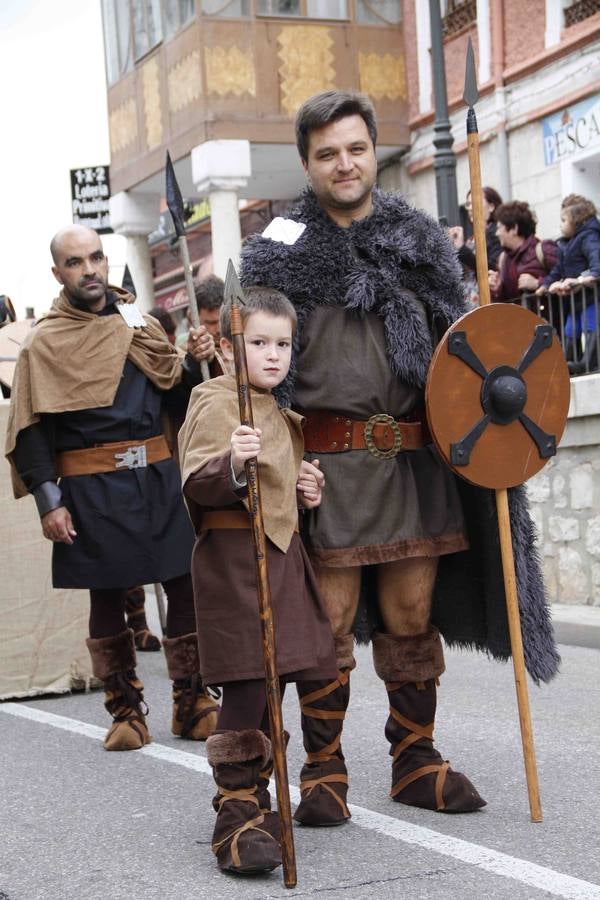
(372, 628), (486, 813)
(162, 632), (219, 741)
(125, 586), (161, 651)
(207, 729), (282, 875)
(294, 633), (354, 827)
(86, 628), (151, 751)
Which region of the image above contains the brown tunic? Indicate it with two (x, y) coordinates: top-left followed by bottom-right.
(184, 457), (337, 685)
(293, 306), (469, 566)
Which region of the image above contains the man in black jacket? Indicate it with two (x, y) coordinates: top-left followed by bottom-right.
(7, 225), (219, 750)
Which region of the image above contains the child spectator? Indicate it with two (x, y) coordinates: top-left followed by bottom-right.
(537, 196), (600, 373)
(488, 201), (558, 302)
(178, 286), (336, 876)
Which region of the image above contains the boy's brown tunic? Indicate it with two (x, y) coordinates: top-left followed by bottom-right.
(179, 375), (336, 686)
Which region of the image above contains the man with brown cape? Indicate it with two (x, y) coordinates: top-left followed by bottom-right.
(240, 90), (559, 824)
(5, 224), (219, 750)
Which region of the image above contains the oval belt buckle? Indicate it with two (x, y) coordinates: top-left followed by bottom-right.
(364, 413), (402, 459)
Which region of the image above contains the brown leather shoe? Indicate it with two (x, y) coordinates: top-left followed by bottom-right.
(162, 632), (219, 741)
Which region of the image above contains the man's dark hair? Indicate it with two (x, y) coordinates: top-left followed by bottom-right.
(220, 286), (297, 342)
(148, 305), (176, 335)
(295, 90), (378, 162)
(495, 201), (537, 238)
(194, 275), (224, 311)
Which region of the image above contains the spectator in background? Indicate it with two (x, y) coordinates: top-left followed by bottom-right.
(448, 186), (502, 306)
(148, 305), (177, 345)
(196, 274), (224, 341)
(489, 201), (558, 303)
(537, 195), (600, 373)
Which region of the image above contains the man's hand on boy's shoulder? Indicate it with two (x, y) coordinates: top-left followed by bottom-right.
(297, 458), (324, 510)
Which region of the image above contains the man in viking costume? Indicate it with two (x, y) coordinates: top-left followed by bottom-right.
(6, 225), (219, 750)
(240, 91), (559, 824)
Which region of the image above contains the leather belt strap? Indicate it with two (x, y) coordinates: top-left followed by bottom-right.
(200, 510), (299, 533)
(200, 511), (251, 530)
(56, 435), (171, 477)
(302, 410), (428, 458)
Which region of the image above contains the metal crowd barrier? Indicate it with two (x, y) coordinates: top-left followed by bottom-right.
(519, 279), (599, 376)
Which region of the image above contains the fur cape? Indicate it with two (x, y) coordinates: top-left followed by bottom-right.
(240, 188), (559, 684)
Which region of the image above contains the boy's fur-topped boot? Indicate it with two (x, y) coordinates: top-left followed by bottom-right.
(125, 586), (161, 651)
(162, 632), (219, 741)
(294, 633), (354, 827)
(86, 628), (151, 751)
(207, 729), (282, 875)
(372, 628), (486, 813)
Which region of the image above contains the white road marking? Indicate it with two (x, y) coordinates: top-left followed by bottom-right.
(3, 702), (600, 900)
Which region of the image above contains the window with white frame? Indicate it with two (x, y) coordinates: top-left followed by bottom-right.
(201, 0), (251, 15)
(102, 0), (134, 85)
(256, 0), (348, 18)
(163, 0), (195, 37)
(355, 1), (401, 25)
(132, 0), (163, 59)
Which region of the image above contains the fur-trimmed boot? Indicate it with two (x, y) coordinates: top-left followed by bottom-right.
(372, 628), (486, 813)
(125, 586), (161, 651)
(293, 633), (354, 826)
(162, 632), (219, 741)
(207, 729), (282, 875)
(256, 731), (290, 812)
(86, 628), (151, 751)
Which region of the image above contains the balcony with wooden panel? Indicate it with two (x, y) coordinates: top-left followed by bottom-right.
(103, 0), (410, 200)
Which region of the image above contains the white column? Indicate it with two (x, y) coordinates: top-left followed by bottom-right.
(545, 0), (563, 48)
(477, 0), (491, 84)
(415, 0), (432, 115)
(108, 191), (160, 311)
(192, 141), (251, 281)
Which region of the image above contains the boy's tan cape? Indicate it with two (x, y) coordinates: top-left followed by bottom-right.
(5, 286), (185, 497)
(179, 374), (304, 553)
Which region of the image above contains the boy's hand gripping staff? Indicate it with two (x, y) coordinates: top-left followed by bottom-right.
(224, 260), (297, 888)
(165, 151), (210, 382)
(425, 39), (570, 823)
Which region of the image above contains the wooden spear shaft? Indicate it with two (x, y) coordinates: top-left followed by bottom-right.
(178, 237), (211, 383)
(229, 302), (298, 887)
(466, 123), (543, 823)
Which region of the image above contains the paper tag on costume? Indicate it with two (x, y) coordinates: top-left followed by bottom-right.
(262, 217), (306, 245)
(116, 302), (146, 328)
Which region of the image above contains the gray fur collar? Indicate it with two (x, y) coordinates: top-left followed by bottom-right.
(241, 188), (467, 406)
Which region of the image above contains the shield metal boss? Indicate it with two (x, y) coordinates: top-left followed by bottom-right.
(425, 304), (570, 490)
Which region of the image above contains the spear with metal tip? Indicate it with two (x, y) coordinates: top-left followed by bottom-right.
(165, 151), (210, 382)
(463, 36), (542, 822)
(224, 259), (297, 888)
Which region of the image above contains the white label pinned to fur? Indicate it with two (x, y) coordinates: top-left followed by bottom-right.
(116, 303), (146, 328)
(262, 217), (306, 245)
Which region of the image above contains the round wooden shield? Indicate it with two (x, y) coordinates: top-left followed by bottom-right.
(425, 304), (571, 490)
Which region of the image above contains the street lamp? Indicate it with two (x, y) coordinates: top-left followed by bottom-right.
(429, 0), (460, 226)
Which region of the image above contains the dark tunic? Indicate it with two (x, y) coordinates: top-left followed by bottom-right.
(13, 298), (196, 590)
(184, 456), (337, 686)
(293, 306), (468, 566)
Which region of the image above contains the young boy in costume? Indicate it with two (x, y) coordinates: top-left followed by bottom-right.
(178, 286), (337, 876)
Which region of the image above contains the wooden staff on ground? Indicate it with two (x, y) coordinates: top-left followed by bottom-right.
(224, 260), (297, 887)
(463, 37), (542, 823)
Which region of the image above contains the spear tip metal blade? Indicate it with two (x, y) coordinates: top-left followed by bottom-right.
(463, 36), (479, 108)
(165, 150), (186, 238)
(224, 259), (246, 307)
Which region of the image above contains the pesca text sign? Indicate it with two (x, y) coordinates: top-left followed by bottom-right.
(543, 95), (600, 166)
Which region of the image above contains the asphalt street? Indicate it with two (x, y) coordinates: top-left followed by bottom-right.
(1, 637), (599, 900)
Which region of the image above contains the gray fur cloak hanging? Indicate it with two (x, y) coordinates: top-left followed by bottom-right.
(240, 187), (560, 684)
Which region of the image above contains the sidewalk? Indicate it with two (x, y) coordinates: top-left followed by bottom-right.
(551, 602), (600, 651)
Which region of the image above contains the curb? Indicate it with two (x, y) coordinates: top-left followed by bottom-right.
(551, 604), (600, 651)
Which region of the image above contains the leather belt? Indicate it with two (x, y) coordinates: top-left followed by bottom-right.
(199, 510), (299, 533)
(200, 511), (251, 531)
(56, 435), (171, 477)
(302, 410), (428, 459)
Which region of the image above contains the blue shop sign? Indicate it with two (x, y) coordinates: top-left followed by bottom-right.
(542, 94), (600, 166)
